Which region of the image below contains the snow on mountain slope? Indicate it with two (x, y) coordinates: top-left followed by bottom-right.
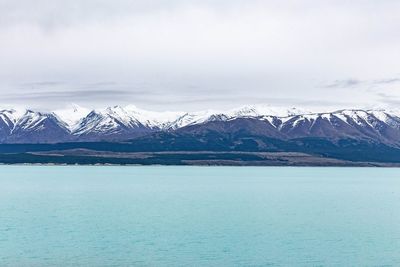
(274, 109), (400, 144)
(12, 110), (68, 132)
(368, 109), (400, 129)
(53, 104), (90, 131)
(6, 110), (71, 143)
(0, 109), (26, 140)
(72, 106), (157, 139)
(72, 105), (186, 137)
(73, 110), (128, 136)
(124, 105), (185, 129)
(227, 105), (309, 118)
(168, 110), (226, 130)
(166, 105), (308, 130)
(0, 109), (25, 130)
(102, 106), (143, 128)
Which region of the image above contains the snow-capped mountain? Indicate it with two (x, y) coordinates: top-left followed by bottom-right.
(0, 109), (70, 143)
(276, 109), (400, 145)
(72, 106), (154, 141)
(2, 104), (400, 146)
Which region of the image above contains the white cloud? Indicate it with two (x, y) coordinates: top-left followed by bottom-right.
(0, 0), (399, 110)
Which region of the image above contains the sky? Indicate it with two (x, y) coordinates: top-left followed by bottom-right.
(0, 0), (400, 111)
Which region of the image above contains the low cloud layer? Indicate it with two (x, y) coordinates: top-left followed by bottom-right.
(0, 0), (400, 110)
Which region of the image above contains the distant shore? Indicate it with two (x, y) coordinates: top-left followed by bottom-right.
(1, 150), (399, 167)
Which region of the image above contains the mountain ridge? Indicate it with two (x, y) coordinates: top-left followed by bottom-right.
(1, 105), (400, 149)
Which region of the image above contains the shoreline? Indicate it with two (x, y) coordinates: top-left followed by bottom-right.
(1, 150), (400, 167)
(1, 162), (400, 168)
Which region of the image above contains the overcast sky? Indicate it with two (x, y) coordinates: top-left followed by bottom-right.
(0, 0), (400, 111)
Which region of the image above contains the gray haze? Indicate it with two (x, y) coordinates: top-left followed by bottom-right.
(0, 0), (400, 111)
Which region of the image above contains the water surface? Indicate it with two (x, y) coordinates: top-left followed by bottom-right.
(0, 166), (399, 266)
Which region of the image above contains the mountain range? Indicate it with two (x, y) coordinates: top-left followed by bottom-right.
(1, 104), (400, 144)
(2, 104), (400, 164)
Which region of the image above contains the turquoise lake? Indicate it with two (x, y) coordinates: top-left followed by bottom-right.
(0, 166), (399, 266)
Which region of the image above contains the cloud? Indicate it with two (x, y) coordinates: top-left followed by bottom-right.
(321, 76), (400, 90)
(0, 89), (136, 103)
(323, 79), (362, 89)
(0, 0), (400, 110)
(377, 93), (400, 106)
(373, 78), (400, 85)
(19, 81), (65, 87)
